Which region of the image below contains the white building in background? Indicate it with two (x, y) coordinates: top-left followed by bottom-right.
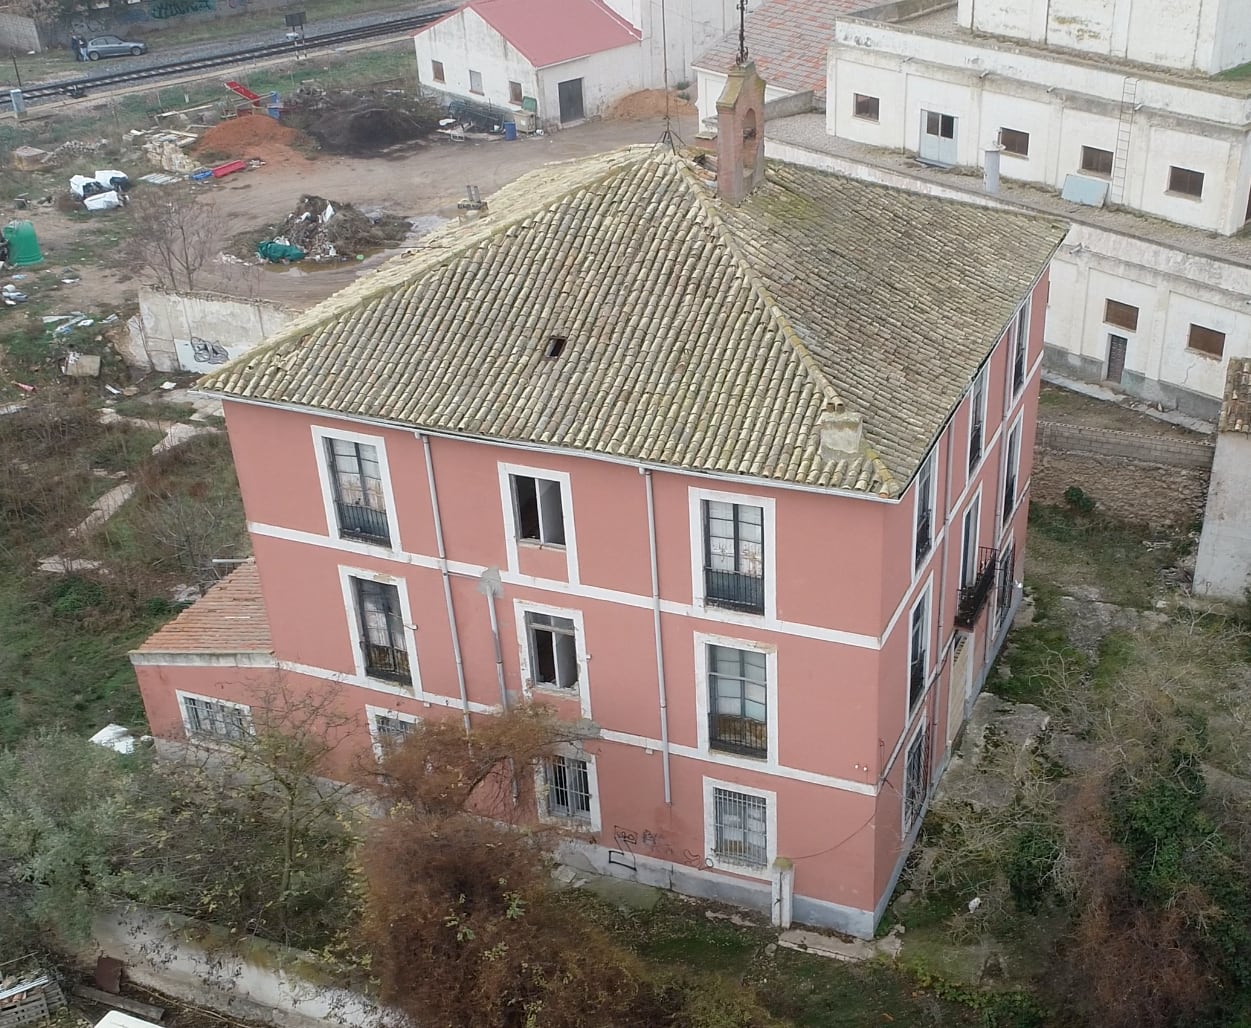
(413, 0), (758, 130)
(730, 0), (1251, 422)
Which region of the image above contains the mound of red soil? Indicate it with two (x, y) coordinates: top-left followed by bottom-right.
(193, 113), (313, 166)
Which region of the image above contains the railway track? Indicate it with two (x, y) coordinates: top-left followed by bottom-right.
(6, 8), (454, 106)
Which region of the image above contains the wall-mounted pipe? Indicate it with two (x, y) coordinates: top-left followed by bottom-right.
(643, 468), (673, 805)
(421, 433), (471, 734)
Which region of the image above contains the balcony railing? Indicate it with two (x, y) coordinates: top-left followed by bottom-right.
(363, 642), (410, 684)
(909, 654), (926, 708)
(337, 501), (391, 545)
(709, 713), (767, 758)
(705, 568), (765, 614)
(915, 510), (932, 566)
(955, 547), (999, 629)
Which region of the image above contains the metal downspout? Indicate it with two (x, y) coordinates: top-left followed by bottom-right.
(421, 433), (471, 733)
(487, 584), (508, 710)
(642, 468), (673, 805)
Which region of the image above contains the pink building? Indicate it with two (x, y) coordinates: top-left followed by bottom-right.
(131, 65), (1065, 938)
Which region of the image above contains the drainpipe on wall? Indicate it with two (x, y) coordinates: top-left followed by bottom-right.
(642, 467), (673, 805)
(421, 432), (471, 734)
(936, 401), (956, 671)
(479, 567), (509, 710)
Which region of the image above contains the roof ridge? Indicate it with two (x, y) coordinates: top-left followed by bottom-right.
(668, 152), (899, 494)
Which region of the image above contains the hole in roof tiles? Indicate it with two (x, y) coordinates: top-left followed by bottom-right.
(546, 336), (567, 359)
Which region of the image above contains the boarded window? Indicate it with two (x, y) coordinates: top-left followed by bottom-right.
(469, 69), (484, 94)
(509, 80), (523, 104)
(1187, 324), (1225, 358)
(1168, 166), (1204, 198)
(1081, 146), (1113, 177)
(999, 127), (1029, 156)
(1104, 299), (1139, 332)
(853, 93), (879, 121)
(431, 59), (445, 83)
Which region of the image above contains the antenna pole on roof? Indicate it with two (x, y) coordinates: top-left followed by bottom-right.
(736, 0), (749, 65)
(654, 0), (685, 152)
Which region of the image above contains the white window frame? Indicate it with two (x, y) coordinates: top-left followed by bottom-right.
(535, 747), (601, 832)
(497, 462), (578, 583)
(960, 491), (982, 591)
(702, 776), (777, 879)
(176, 690), (252, 744)
(338, 565), (422, 697)
(906, 579), (932, 713)
(1006, 298), (1031, 406)
(468, 68), (484, 94)
(1000, 414), (1024, 534)
(311, 425), (400, 551)
(365, 704), (420, 760)
(688, 486), (776, 622)
(902, 716), (932, 836)
(968, 366), (987, 476)
(694, 632), (778, 764)
(513, 599), (591, 719)
(912, 452), (936, 575)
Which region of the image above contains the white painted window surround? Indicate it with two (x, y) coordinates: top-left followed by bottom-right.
(338, 565), (422, 696)
(702, 775), (778, 879)
(536, 748), (602, 833)
(497, 462), (579, 584)
(311, 425), (400, 552)
(513, 599), (592, 719)
(177, 691), (252, 743)
(688, 486), (776, 621)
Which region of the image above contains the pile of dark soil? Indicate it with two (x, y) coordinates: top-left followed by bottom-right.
(287, 89), (441, 154)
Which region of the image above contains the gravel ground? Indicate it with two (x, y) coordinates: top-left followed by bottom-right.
(30, 0), (453, 88)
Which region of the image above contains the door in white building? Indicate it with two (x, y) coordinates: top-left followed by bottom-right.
(558, 78), (585, 124)
(919, 110), (957, 166)
(1106, 334), (1128, 384)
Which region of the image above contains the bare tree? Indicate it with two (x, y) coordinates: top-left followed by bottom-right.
(123, 187), (218, 294)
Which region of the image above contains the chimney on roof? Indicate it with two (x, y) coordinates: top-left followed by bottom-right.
(817, 405), (863, 462)
(714, 59), (766, 204)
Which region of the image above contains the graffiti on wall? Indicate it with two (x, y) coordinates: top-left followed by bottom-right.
(150, 0), (216, 19)
(74, 0), (248, 32)
(608, 824), (712, 874)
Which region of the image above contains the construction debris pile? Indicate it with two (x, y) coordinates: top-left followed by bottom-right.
(258, 195), (411, 262)
(287, 87), (441, 154)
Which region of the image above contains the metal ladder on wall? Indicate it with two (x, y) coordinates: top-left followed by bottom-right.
(1109, 77), (1138, 206)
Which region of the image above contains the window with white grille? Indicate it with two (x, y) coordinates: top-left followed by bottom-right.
(712, 787), (768, 868)
(544, 754), (592, 821)
(181, 695), (251, 742)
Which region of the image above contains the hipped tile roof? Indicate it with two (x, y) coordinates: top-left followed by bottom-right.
(134, 560), (272, 655)
(201, 147), (1065, 494)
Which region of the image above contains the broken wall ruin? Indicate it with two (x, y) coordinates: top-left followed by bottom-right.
(122, 288), (294, 373)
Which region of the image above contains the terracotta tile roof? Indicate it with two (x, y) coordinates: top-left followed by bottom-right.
(134, 560), (272, 655)
(199, 147), (1065, 494)
(1220, 359), (1251, 434)
(455, 0), (640, 68)
(692, 0), (880, 98)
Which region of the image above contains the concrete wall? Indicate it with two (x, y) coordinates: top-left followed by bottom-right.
(68, 0), (298, 43)
(624, 0), (762, 86)
(1195, 432), (1251, 598)
(87, 908), (375, 1028)
(827, 23), (1251, 234)
(0, 11), (42, 53)
(414, 9), (643, 128)
(953, 0), (1251, 74)
(121, 288), (294, 374)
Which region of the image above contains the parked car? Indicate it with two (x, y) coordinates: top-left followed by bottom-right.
(84, 35), (146, 60)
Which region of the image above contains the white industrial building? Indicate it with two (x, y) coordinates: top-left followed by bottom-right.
(696, 0), (1251, 423)
(414, 0), (758, 130)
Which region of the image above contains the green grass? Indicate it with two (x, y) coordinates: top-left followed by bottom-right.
(991, 580), (1087, 707)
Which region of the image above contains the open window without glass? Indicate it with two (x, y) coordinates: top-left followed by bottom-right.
(512, 475), (566, 545)
(526, 611), (578, 691)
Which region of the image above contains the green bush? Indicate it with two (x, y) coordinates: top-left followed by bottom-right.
(1005, 824), (1061, 914)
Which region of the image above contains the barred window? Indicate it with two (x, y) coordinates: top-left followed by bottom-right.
(545, 755), (592, 820)
(712, 788), (768, 867)
(182, 695), (251, 742)
(904, 725), (932, 832)
(372, 713), (414, 753)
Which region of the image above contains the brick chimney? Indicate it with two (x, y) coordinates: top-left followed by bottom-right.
(715, 60), (766, 204)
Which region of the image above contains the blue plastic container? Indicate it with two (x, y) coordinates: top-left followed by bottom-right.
(503, 121), (517, 141)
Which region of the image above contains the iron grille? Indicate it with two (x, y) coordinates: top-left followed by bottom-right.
(546, 755), (592, 820)
(915, 509), (933, 566)
(335, 500), (390, 544)
(183, 696), (251, 741)
(374, 714), (413, 751)
(713, 788), (767, 867)
(363, 643), (410, 683)
(708, 713), (767, 758)
(705, 569), (765, 613)
(955, 546), (999, 629)
(996, 544), (1016, 627)
(904, 724), (933, 832)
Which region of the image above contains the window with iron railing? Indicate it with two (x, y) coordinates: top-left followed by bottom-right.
(182, 695), (252, 742)
(909, 597), (928, 710)
(707, 645), (768, 758)
(915, 456), (935, 568)
(969, 368), (986, 474)
(544, 754), (592, 821)
(904, 723), (932, 832)
(712, 787), (768, 868)
(955, 546), (998, 629)
(996, 543), (1016, 628)
(703, 501), (765, 614)
(355, 578), (410, 684)
(326, 438), (390, 545)
(1002, 424), (1021, 525)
